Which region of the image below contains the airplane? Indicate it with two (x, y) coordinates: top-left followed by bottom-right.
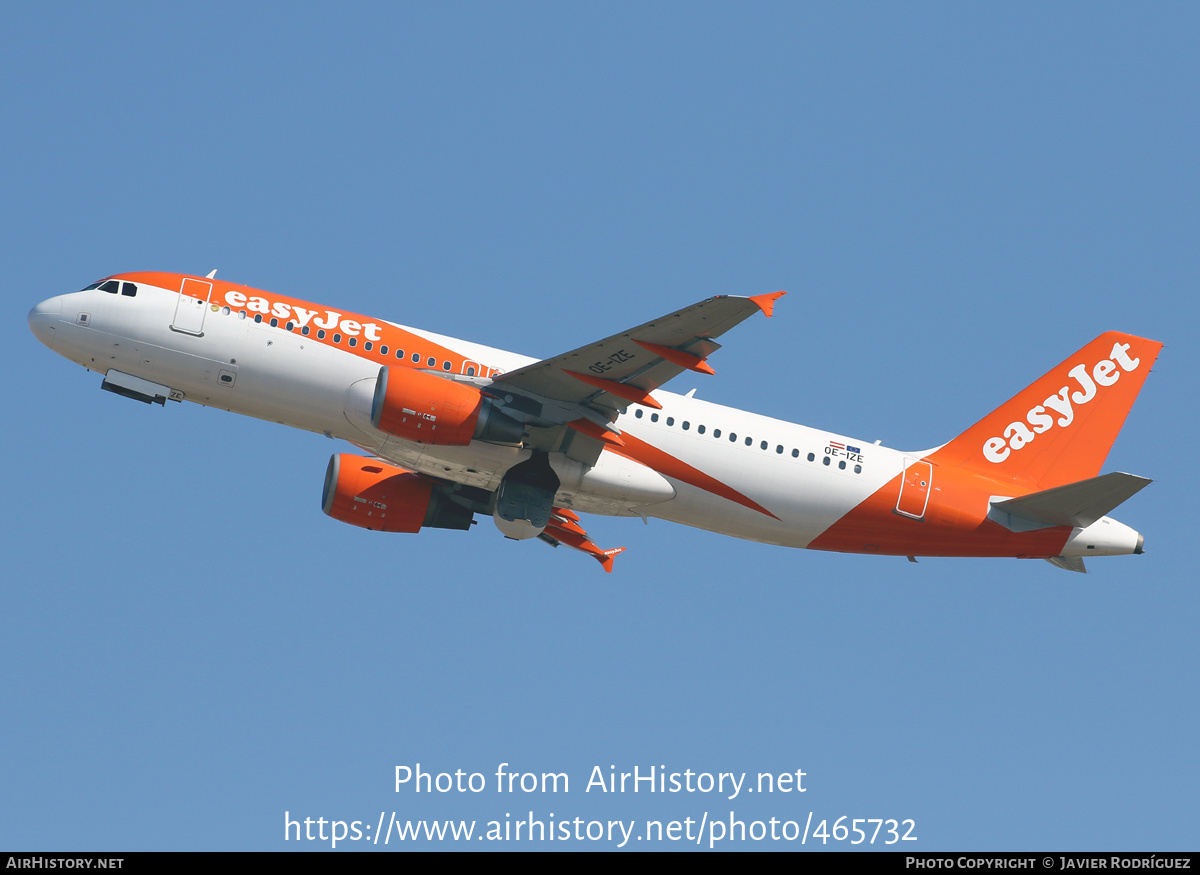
(28, 271), (1162, 573)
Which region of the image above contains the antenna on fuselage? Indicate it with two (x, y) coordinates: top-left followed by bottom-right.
(206, 269), (218, 279)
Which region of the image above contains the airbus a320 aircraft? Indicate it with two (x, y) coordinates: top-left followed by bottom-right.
(29, 272), (1161, 572)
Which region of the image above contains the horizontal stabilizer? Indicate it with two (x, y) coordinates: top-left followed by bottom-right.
(1045, 555), (1087, 573)
(991, 472), (1152, 530)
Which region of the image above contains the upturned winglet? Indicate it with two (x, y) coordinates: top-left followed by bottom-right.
(749, 291), (786, 318)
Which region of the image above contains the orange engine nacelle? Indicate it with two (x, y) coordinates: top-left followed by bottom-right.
(320, 454), (473, 533)
(370, 366), (523, 446)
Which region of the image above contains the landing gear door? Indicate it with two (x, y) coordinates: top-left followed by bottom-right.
(172, 277), (212, 336)
(896, 458), (932, 520)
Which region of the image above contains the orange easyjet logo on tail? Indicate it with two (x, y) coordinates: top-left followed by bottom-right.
(982, 341), (1142, 464)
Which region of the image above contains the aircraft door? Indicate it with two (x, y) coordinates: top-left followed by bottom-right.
(172, 277), (212, 336)
(896, 458), (932, 520)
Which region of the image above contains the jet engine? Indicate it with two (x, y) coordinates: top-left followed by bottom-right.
(321, 453), (474, 533)
(370, 366), (524, 446)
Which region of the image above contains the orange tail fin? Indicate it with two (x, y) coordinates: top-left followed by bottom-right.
(928, 332), (1162, 490)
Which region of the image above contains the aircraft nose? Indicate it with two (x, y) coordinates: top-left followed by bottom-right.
(28, 296), (64, 345)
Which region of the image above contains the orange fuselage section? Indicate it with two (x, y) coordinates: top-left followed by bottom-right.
(810, 464), (1072, 558)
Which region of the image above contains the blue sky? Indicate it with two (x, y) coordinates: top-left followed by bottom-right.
(3, 2), (1197, 851)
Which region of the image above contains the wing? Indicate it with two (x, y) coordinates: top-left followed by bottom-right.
(538, 506), (626, 573)
(486, 291), (785, 462)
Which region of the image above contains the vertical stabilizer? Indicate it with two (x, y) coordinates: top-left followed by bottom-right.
(928, 332), (1161, 490)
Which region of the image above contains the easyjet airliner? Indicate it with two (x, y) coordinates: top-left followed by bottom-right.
(29, 272), (1161, 572)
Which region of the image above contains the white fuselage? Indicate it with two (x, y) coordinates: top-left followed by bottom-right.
(29, 282), (898, 546)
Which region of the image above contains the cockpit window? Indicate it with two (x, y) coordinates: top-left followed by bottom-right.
(81, 279), (137, 295)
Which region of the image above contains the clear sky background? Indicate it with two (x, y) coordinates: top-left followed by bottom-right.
(3, 1), (1197, 851)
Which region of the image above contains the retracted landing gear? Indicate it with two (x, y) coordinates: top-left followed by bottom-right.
(493, 451), (560, 540)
